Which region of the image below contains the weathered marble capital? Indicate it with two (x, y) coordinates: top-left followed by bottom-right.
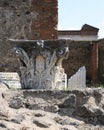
(9, 39), (69, 89)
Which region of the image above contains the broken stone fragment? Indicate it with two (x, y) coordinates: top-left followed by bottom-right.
(33, 118), (51, 128)
(11, 114), (25, 124)
(9, 97), (23, 109)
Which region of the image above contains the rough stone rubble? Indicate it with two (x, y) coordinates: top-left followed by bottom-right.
(0, 85), (104, 130)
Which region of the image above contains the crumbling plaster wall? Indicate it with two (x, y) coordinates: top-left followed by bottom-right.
(0, 0), (32, 71)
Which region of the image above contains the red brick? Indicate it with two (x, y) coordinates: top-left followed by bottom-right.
(31, 0), (58, 40)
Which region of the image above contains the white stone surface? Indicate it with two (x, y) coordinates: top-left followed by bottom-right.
(53, 66), (67, 90)
(58, 35), (98, 41)
(62, 73), (67, 90)
(36, 55), (45, 73)
(68, 66), (86, 90)
(0, 72), (21, 88)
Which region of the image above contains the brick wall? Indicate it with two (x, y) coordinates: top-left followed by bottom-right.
(62, 39), (104, 84)
(90, 43), (98, 83)
(98, 39), (104, 83)
(62, 41), (91, 82)
(31, 0), (58, 40)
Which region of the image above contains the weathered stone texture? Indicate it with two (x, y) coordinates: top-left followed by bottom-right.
(0, 85), (104, 129)
(0, 0), (32, 71)
(0, 0), (58, 41)
(10, 40), (68, 89)
(3, 88), (104, 125)
(0, 0), (58, 72)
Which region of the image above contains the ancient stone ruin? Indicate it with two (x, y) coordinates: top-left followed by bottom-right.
(68, 66), (86, 90)
(10, 39), (69, 89)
